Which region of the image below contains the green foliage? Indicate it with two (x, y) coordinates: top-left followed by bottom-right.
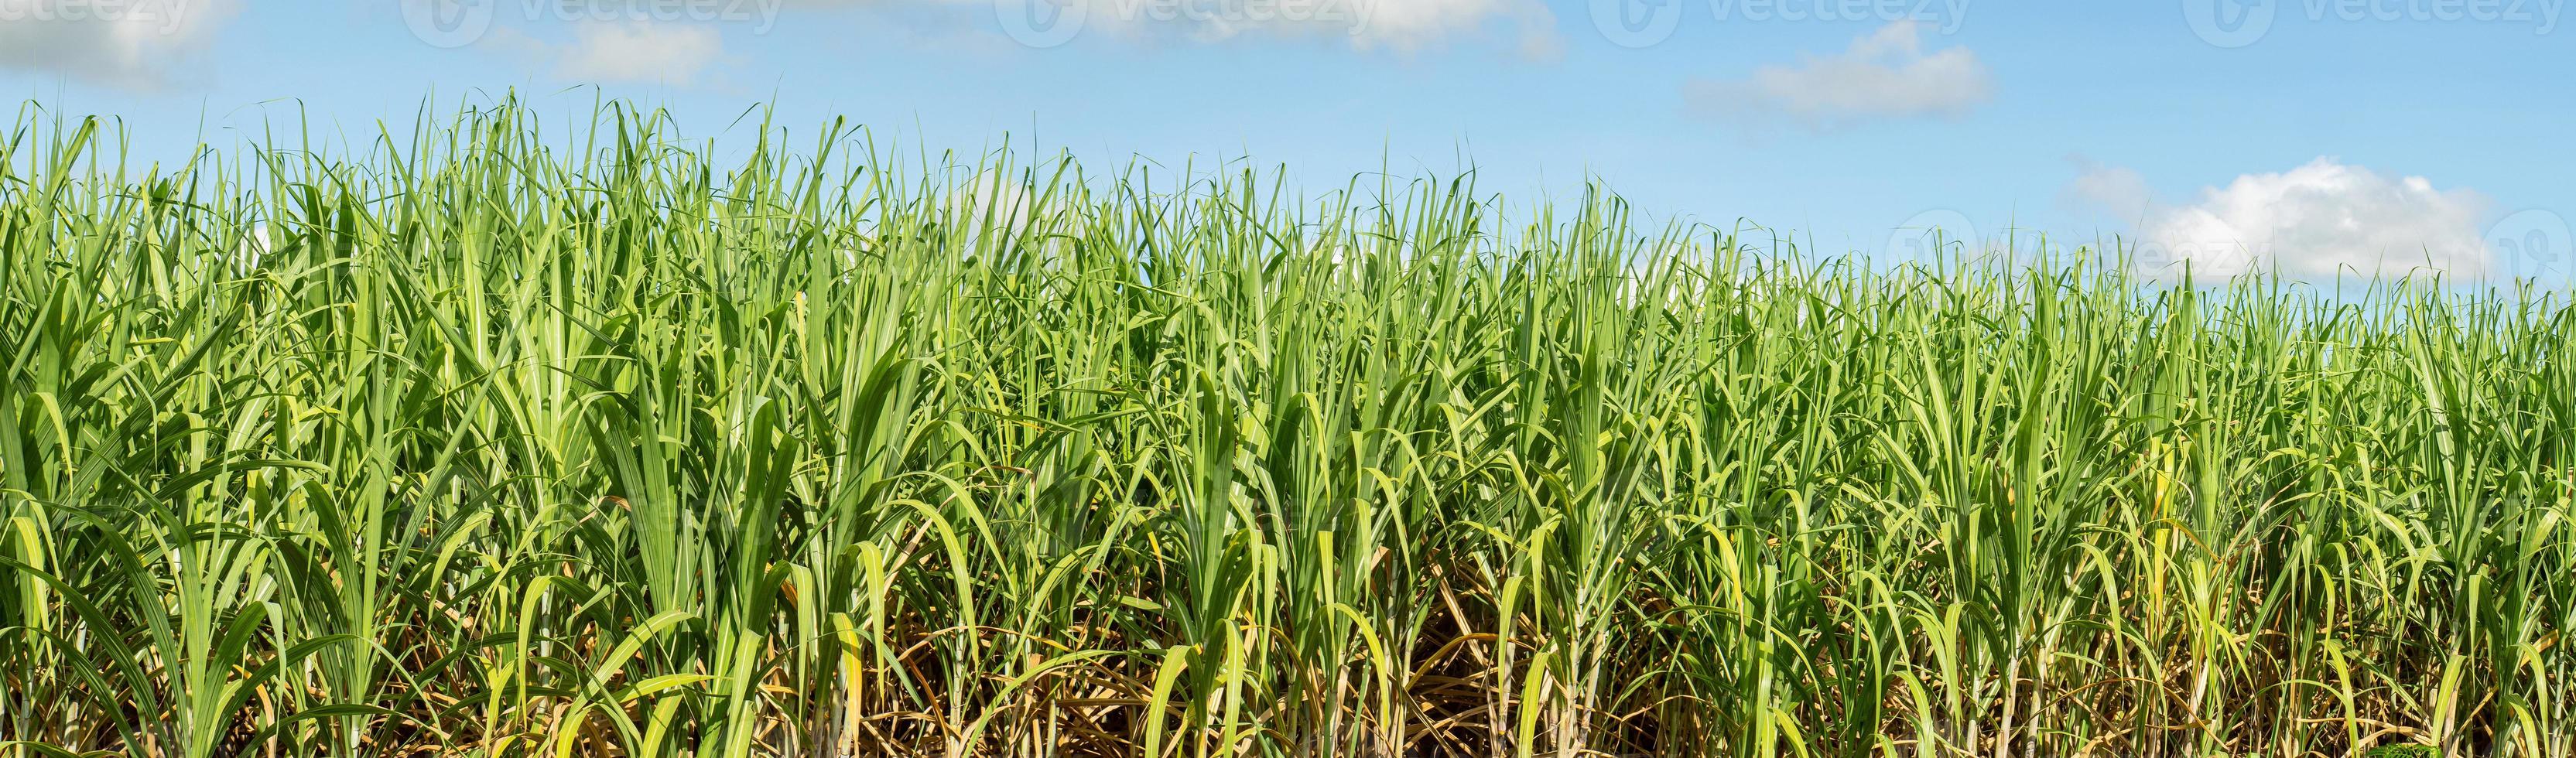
(0, 99), (2570, 757)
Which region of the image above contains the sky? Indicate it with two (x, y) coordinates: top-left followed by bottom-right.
(3, 0), (2570, 282)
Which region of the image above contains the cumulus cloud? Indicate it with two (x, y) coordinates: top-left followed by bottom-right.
(0, 0), (234, 88)
(492, 19), (725, 87)
(1685, 21), (1991, 131)
(2067, 157), (2494, 279)
(561, 20), (723, 84)
(1330, 0), (1558, 55)
(2060, 156), (2150, 220)
(953, 166), (1040, 242)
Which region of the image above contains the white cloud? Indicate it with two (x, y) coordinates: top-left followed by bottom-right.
(2060, 156), (2150, 219)
(493, 19), (725, 86)
(561, 20), (722, 84)
(1336, 0), (1558, 55)
(953, 166), (1040, 244)
(2068, 158), (2493, 279)
(1685, 21), (1991, 131)
(0, 0), (234, 88)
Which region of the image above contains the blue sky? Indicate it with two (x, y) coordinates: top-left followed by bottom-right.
(4, 0), (2570, 280)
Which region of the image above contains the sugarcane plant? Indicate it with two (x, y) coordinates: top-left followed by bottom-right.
(0, 98), (2568, 758)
